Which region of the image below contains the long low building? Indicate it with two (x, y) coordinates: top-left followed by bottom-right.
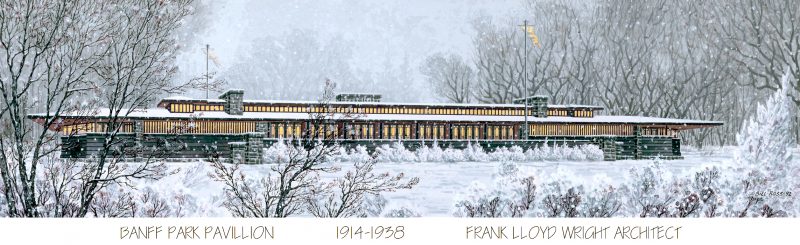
(28, 90), (722, 163)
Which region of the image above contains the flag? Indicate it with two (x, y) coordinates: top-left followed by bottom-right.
(524, 26), (541, 48)
(205, 46), (221, 66)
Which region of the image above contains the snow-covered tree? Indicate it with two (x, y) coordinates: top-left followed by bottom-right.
(0, 0), (198, 217)
(735, 72), (795, 173)
(728, 71), (796, 217)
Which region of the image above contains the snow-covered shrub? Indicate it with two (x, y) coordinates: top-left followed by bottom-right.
(533, 170), (622, 218)
(360, 194), (388, 217)
(579, 144), (605, 161)
(415, 144), (445, 162)
(261, 140), (603, 164)
(485, 144), (603, 162)
(452, 161), (537, 217)
(581, 184), (623, 217)
(380, 198), (424, 218)
(452, 182), (505, 217)
(441, 148), (466, 162)
(619, 161), (683, 217)
(680, 167), (725, 217)
(263, 140), (292, 163)
(358, 194), (423, 218)
(463, 143), (489, 162)
(540, 180), (584, 217)
(508, 146), (528, 162)
(347, 146), (373, 163)
(375, 142), (416, 162)
(383, 207), (422, 218)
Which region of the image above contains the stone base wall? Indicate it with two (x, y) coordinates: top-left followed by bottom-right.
(60, 134), (683, 162)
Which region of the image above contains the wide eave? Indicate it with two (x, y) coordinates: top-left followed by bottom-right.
(27, 108), (723, 130)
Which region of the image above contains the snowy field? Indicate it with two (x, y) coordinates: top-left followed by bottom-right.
(142, 146), (742, 217)
(373, 148), (733, 215)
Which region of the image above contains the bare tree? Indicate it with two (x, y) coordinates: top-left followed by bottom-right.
(0, 0), (196, 217)
(562, 7), (601, 106)
(211, 80), (418, 218)
(305, 158), (418, 218)
(420, 53), (474, 103)
(713, 0), (800, 141)
(471, 18), (556, 104)
(73, 0), (195, 217)
(0, 0), (110, 217)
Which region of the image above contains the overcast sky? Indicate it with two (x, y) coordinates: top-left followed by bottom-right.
(176, 0), (525, 102)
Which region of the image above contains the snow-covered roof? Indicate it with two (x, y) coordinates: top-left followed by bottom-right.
(336, 92), (382, 96)
(160, 97), (225, 103)
(156, 97), (604, 110)
(29, 108), (723, 128)
(162, 96), (194, 100)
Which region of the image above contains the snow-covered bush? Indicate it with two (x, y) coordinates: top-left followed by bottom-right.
(383, 207), (422, 218)
(416, 143), (445, 162)
(539, 180), (584, 217)
(441, 148), (467, 162)
(452, 161), (537, 217)
(263, 140), (292, 163)
(380, 198), (424, 218)
(533, 171), (622, 218)
(346, 146), (373, 163)
(685, 167), (725, 217)
(450, 159), (785, 218)
(358, 193), (423, 218)
(579, 144), (605, 161)
(463, 143), (490, 162)
(581, 184), (623, 217)
(261, 141), (604, 164)
(619, 161), (683, 217)
(375, 142), (416, 162)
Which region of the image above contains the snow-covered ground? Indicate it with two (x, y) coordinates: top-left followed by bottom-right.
(373, 147), (733, 215)
(141, 146), (740, 217)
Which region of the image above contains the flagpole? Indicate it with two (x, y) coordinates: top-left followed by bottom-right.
(522, 20), (529, 139)
(206, 44), (210, 99)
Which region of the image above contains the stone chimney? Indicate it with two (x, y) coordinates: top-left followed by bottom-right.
(530, 95), (548, 117)
(219, 89), (244, 115)
(512, 95), (549, 118)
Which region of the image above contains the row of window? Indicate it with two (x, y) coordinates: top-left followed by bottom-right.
(574, 110), (593, 117)
(345, 124), (376, 139)
(60, 123), (133, 134)
(640, 127), (675, 137)
(529, 124), (628, 136)
(271, 123), (304, 138)
(547, 110), (568, 117)
(143, 120), (255, 134)
(168, 103), (596, 118)
(337, 124), (519, 140)
(170, 104), (225, 113)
